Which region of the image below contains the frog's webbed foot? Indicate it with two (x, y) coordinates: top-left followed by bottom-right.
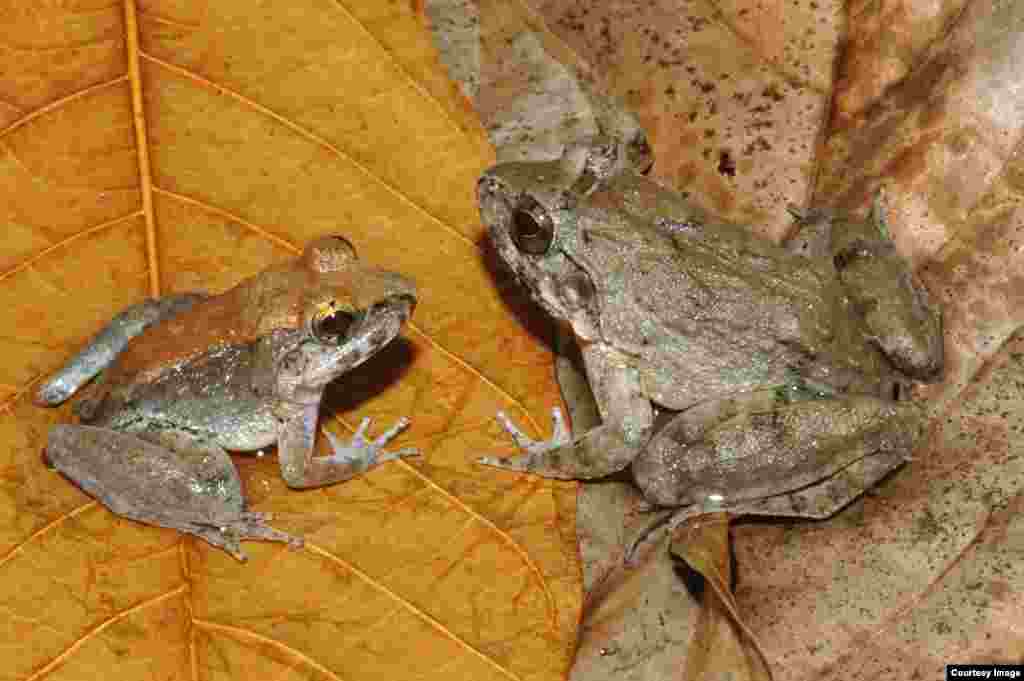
(44, 425), (302, 561)
(478, 407), (639, 480)
(477, 407), (574, 476)
(622, 448), (909, 566)
(183, 512), (303, 562)
(321, 416), (419, 469)
(489, 407), (572, 457)
(278, 409), (419, 489)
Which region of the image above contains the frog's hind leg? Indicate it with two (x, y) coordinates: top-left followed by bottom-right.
(34, 293), (207, 407)
(783, 201), (943, 380)
(178, 513), (302, 562)
(44, 424), (302, 561)
(625, 448), (908, 565)
(675, 446), (908, 525)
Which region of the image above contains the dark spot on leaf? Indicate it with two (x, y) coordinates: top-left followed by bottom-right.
(718, 150), (736, 177)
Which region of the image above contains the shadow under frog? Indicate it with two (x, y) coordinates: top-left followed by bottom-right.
(476, 131), (944, 558)
(35, 236), (419, 561)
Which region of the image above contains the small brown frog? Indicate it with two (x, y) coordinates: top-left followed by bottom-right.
(36, 236), (418, 560)
(477, 132), (943, 547)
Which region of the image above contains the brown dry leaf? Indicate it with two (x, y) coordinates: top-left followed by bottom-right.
(670, 516), (770, 681)
(429, 0), (1024, 678)
(0, 2), (582, 680)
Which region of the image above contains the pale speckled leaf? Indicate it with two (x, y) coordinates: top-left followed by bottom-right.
(474, 0), (843, 239)
(0, 3), (581, 681)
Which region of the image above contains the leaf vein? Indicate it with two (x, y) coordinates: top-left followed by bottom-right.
(24, 585), (188, 681)
(0, 210), (142, 285)
(138, 51), (478, 249)
(305, 542), (525, 681)
(0, 75), (128, 140)
(328, 0), (476, 138)
(123, 0), (161, 297)
(0, 502), (98, 570)
(192, 619), (350, 681)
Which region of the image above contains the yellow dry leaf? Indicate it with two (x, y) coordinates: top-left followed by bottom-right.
(0, 2), (580, 680)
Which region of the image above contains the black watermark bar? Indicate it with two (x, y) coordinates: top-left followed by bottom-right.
(947, 665), (1024, 680)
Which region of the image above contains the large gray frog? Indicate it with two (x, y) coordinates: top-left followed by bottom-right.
(35, 236), (418, 560)
(477, 135), (943, 542)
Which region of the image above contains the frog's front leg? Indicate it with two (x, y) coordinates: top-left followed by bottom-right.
(479, 343), (653, 479)
(34, 293), (206, 406)
(275, 401), (417, 489)
(44, 425), (301, 561)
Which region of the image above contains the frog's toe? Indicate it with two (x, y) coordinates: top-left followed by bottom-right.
(34, 379), (74, 407)
(374, 447), (420, 465)
(477, 454), (511, 467)
(319, 420), (417, 475)
(181, 524), (249, 561)
(477, 453), (535, 472)
(326, 416), (411, 453)
(236, 512), (305, 549)
(369, 416), (411, 448)
(495, 411), (537, 450)
(184, 514), (304, 561)
(495, 407), (571, 455)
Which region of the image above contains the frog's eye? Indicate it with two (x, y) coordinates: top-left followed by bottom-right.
(511, 196), (555, 256)
(311, 303), (360, 343)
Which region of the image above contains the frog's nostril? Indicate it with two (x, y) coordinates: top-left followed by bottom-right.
(562, 272), (595, 308)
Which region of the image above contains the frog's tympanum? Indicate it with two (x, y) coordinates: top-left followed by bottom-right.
(477, 134), (943, 543)
(36, 236), (418, 560)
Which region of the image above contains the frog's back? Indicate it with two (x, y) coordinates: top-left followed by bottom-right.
(99, 264), (307, 396)
(606, 218), (891, 410)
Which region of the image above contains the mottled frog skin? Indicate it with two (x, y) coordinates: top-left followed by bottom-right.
(476, 133), (943, 537)
(36, 236), (418, 560)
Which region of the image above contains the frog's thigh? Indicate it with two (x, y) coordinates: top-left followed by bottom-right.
(834, 245), (943, 379)
(35, 293), (207, 406)
(634, 392), (918, 507)
(740, 447), (906, 519)
(674, 449), (907, 529)
(45, 425), (295, 558)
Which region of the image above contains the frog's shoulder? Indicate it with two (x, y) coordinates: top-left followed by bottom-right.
(105, 263), (308, 388)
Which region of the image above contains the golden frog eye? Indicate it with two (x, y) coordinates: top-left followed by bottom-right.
(311, 302), (360, 342)
(511, 196), (554, 256)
